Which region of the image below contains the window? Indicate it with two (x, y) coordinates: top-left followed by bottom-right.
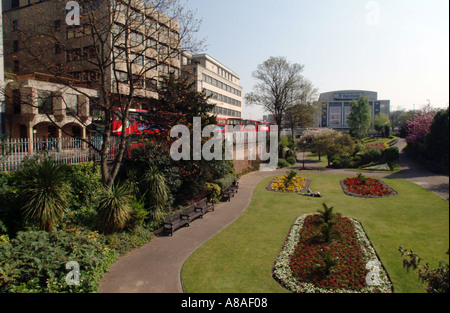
(12, 20), (19, 31)
(65, 94), (78, 115)
(38, 91), (53, 114)
(55, 43), (61, 54)
(12, 0), (19, 8)
(146, 37), (157, 49)
(54, 20), (61, 32)
(67, 48), (81, 62)
(13, 40), (19, 52)
(13, 60), (19, 73)
(130, 31), (143, 43)
(114, 70), (128, 83)
(329, 104), (342, 126)
(13, 89), (21, 115)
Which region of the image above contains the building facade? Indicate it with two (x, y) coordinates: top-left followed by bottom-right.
(2, 0), (183, 140)
(317, 90), (390, 130)
(182, 52), (243, 119)
(2, 0), (181, 101)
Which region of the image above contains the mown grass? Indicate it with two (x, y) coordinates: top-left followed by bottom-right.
(182, 173), (449, 293)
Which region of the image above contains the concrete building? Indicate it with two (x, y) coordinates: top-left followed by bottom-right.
(2, 0), (181, 101)
(316, 90), (390, 130)
(2, 0), (182, 140)
(182, 52), (243, 119)
(3, 72), (98, 143)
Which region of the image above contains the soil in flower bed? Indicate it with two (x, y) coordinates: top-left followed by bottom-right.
(289, 215), (368, 291)
(267, 176), (311, 193)
(341, 174), (397, 198)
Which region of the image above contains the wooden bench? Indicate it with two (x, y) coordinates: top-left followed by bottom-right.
(195, 198), (214, 214)
(222, 185), (237, 202)
(181, 204), (203, 224)
(163, 211), (189, 236)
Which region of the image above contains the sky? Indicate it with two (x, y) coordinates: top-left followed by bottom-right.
(183, 0), (450, 120)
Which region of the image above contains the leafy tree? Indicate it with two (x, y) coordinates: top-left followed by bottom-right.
(405, 108), (437, 145)
(424, 108), (449, 171)
(348, 97), (371, 139)
(374, 113), (392, 137)
(316, 130), (355, 167)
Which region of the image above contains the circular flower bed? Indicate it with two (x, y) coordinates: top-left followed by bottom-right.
(272, 214), (393, 293)
(340, 174), (397, 198)
(266, 175), (311, 193)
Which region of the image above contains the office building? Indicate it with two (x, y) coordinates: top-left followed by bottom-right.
(182, 52), (243, 119)
(317, 90), (391, 130)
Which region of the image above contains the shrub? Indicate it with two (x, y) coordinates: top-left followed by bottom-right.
(205, 183), (221, 203)
(0, 229), (117, 293)
(14, 157), (72, 232)
(104, 226), (153, 256)
(277, 159), (291, 168)
(96, 183), (133, 234)
(360, 147), (383, 165)
(382, 147), (400, 162)
(286, 156), (297, 165)
(215, 173), (236, 191)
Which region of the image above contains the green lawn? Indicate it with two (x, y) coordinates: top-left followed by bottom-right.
(182, 173), (449, 293)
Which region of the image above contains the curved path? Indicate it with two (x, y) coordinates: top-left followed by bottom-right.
(99, 141), (448, 293)
(99, 167), (289, 293)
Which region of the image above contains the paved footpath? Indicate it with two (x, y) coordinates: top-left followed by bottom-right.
(99, 168), (289, 293)
(99, 141), (448, 293)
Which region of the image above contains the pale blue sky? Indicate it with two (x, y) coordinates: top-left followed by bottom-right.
(183, 0), (449, 120)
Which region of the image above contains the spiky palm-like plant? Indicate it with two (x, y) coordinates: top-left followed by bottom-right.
(143, 165), (169, 223)
(317, 203), (340, 225)
(17, 157), (71, 232)
(97, 183), (133, 234)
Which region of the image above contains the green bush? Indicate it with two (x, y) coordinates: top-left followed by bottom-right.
(277, 159), (291, 168)
(360, 147), (383, 165)
(104, 226), (153, 256)
(383, 147), (400, 162)
(0, 229), (117, 293)
(205, 183), (221, 202)
(215, 174), (236, 191)
(286, 156), (297, 165)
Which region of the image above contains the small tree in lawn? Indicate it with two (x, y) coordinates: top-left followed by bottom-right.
(348, 97), (371, 139)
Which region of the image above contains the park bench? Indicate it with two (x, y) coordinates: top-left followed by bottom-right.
(195, 198), (215, 214)
(181, 203), (204, 224)
(163, 210), (189, 236)
(222, 184), (238, 202)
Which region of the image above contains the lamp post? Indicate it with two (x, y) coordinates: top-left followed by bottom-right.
(302, 140), (306, 170)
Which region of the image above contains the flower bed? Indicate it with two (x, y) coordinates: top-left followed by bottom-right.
(272, 214), (393, 293)
(341, 174), (397, 198)
(266, 175), (311, 193)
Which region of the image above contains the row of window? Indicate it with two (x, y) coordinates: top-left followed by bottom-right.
(202, 74), (242, 97)
(204, 89), (241, 107)
(216, 66), (236, 82)
(35, 90), (80, 115)
(212, 106), (242, 118)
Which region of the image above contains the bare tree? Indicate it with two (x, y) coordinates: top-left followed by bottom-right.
(245, 56), (305, 154)
(3, 0), (205, 188)
(284, 79), (319, 142)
